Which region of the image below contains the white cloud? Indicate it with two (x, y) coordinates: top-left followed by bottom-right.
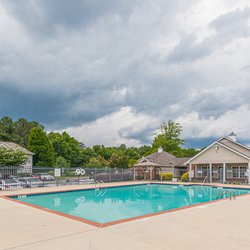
(62, 106), (159, 146)
(177, 105), (250, 140)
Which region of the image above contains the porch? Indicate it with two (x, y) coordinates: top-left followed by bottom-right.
(191, 163), (250, 184)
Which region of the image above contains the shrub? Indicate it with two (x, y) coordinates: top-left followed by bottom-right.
(62, 169), (75, 177)
(137, 175), (144, 180)
(160, 172), (173, 181)
(181, 172), (189, 182)
(47, 170), (54, 176)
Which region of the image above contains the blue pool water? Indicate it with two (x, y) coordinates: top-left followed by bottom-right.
(12, 184), (250, 224)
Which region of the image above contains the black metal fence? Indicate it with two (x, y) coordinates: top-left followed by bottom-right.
(0, 166), (136, 191)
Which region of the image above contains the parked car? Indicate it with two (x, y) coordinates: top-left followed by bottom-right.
(0, 179), (23, 190)
(18, 178), (44, 188)
(33, 173), (55, 181)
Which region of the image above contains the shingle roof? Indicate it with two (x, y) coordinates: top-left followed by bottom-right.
(0, 141), (34, 155)
(141, 151), (190, 167)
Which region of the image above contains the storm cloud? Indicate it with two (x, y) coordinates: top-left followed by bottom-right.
(0, 0), (250, 147)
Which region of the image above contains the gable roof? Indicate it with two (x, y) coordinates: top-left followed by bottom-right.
(139, 151), (190, 167)
(186, 136), (250, 164)
(0, 141), (34, 155)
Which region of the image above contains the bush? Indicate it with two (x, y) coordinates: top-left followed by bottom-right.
(181, 172), (189, 182)
(159, 172), (173, 181)
(47, 171), (54, 176)
(137, 175), (144, 180)
(62, 169), (75, 177)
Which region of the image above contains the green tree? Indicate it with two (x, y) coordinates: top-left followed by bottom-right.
(152, 120), (184, 156)
(55, 156), (70, 168)
(0, 116), (43, 146)
(0, 116), (15, 141)
(0, 147), (28, 166)
(109, 153), (129, 168)
(14, 118), (43, 147)
(180, 148), (200, 157)
(28, 127), (55, 166)
(86, 156), (109, 168)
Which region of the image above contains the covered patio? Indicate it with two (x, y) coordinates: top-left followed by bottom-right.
(133, 161), (162, 181)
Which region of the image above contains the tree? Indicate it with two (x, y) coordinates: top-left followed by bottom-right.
(0, 116), (43, 146)
(14, 118), (43, 147)
(55, 156), (70, 168)
(109, 153), (129, 168)
(0, 147), (28, 166)
(181, 148), (200, 157)
(86, 156), (109, 168)
(0, 116), (15, 141)
(28, 127), (55, 166)
(152, 120), (184, 156)
(48, 131), (85, 167)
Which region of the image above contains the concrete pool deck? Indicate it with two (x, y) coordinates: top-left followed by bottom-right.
(1, 181), (250, 250)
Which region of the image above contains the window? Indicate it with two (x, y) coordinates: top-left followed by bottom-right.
(232, 167), (239, 178)
(240, 167), (247, 178)
(232, 166), (247, 178)
(197, 166), (208, 177)
(201, 166), (208, 177)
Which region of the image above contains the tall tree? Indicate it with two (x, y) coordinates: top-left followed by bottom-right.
(109, 152), (129, 168)
(152, 120), (184, 156)
(28, 127), (55, 166)
(14, 118), (43, 146)
(48, 131), (85, 167)
(0, 116), (15, 141)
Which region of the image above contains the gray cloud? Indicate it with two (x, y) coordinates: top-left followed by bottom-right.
(2, 0), (137, 36)
(0, 1), (250, 146)
(210, 7), (250, 40)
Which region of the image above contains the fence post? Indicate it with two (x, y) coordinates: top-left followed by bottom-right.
(94, 168), (96, 182)
(122, 168), (124, 181)
(109, 168), (112, 182)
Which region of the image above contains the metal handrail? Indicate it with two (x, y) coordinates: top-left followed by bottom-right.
(95, 180), (104, 189)
(216, 189), (236, 200)
(95, 181), (99, 189)
(202, 176), (208, 184)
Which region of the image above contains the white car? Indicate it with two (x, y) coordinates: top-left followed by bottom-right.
(0, 179), (23, 190)
(18, 178), (44, 188)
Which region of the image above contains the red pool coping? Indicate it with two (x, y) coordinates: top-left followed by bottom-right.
(1, 183), (250, 228)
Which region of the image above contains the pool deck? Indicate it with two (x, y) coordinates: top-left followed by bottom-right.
(1, 181), (250, 250)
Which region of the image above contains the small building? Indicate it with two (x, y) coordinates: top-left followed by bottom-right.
(133, 147), (190, 180)
(0, 141), (34, 172)
(186, 133), (250, 184)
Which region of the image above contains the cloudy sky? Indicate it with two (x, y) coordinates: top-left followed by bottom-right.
(0, 0), (250, 148)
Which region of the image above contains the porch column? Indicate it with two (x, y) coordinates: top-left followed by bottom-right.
(209, 163), (212, 183)
(189, 164), (192, 182)
(133, 167), (136, 181)
(248, 162), (250, 185)
(150, 167), (153, 181)
(223, 163), (226, 183)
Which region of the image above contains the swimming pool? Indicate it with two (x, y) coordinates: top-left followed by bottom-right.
(10, 184), (250, 226)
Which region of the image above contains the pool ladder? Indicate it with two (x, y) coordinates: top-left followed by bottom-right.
(216, 189), (236, 200)
(95, 181), (106, 197)
(95, 180), (104, 189)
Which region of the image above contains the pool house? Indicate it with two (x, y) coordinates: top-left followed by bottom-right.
(133, 147), (190, 180)
(186, 133), (250, 184)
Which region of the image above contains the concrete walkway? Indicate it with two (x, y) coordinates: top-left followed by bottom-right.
(1, 182), (250, 250)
